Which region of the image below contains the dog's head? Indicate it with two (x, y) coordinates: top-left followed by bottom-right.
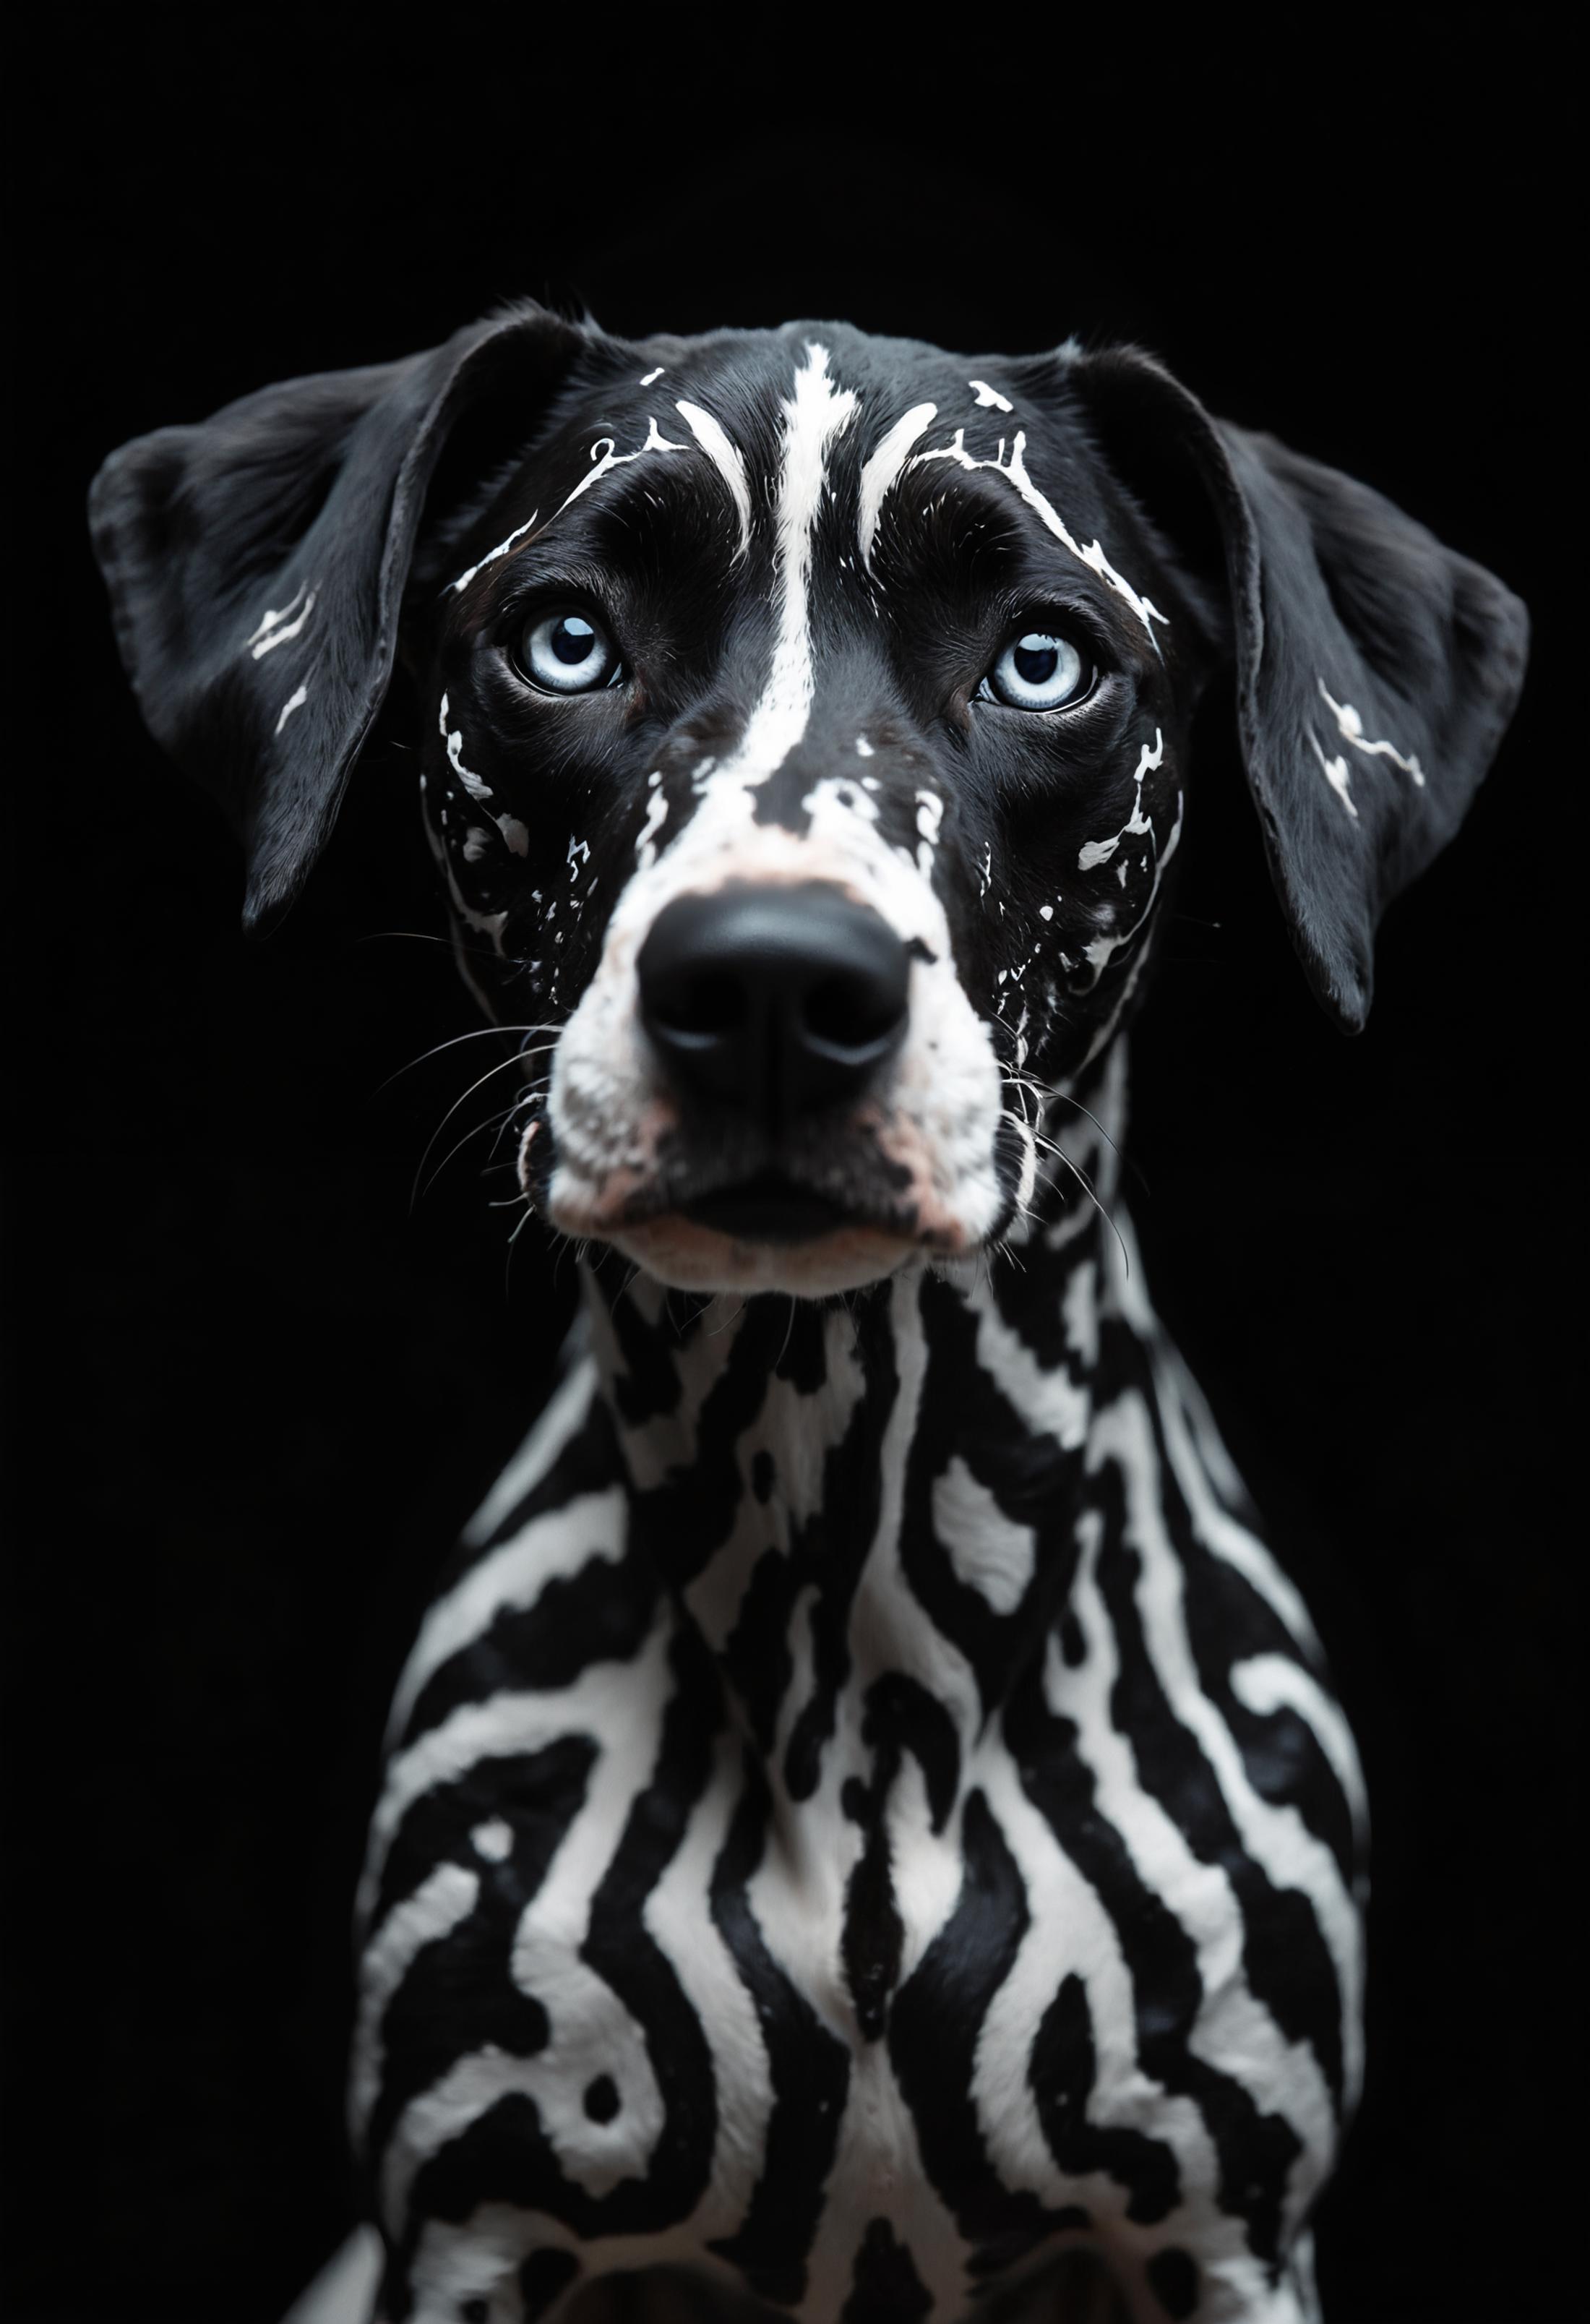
(90, 306), (1526, 1295)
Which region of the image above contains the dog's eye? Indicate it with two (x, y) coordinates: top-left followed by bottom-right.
(979, 628), (1093, 712)
(517, 609), (622, 695)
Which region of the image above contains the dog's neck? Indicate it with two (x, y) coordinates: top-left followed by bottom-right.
(580, 1044), (1137, 1773)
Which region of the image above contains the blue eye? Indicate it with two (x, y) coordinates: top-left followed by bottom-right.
(518, 609), (622, 694)
(980, 627), (1092, 712)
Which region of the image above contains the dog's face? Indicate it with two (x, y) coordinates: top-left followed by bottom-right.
(93, 302), (1525, 1271)
(412, 327), (1215, 1295)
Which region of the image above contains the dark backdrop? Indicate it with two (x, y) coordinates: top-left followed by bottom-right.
(1, 14), (1576, 2323)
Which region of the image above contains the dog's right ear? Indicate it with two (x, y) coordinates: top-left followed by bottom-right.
(88, 303), (589, 931)
(1062, 344), (1529, 1032)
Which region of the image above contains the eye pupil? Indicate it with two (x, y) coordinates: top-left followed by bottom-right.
(1013, 636), (1059, 685)
(552, 615), (596, 665)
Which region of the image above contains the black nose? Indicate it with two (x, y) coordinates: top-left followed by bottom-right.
(636, 881), (911, 1130)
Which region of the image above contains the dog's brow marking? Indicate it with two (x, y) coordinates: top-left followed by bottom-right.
(639, 366), (665, 386)
(674, 400), (752, 560)
(247, 585), (317, 658)
(911, 428), (1169, 649)
(548, 416), (691, 530)
(856, 737), (874, 757)
(1077, 730), (1166, 870)
(969, 380), (1013, 413)
(1310, 733), (1360, 820)
(856, 402), (938, 573)
(448, 513), (539, 596)
(1318, 677), (1426, 786)
(274, 681), (309, 734)
(449, 420), (693, 593)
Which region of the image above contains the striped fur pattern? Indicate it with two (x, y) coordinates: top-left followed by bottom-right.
(353, 1068), (1365, 2324)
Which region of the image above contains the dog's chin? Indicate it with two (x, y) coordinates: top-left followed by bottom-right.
(602, 1214), (921, 1298)
(544, 1166), (974, 1298)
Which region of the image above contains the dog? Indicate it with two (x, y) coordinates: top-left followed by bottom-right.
(90, 304), (1526, 2324)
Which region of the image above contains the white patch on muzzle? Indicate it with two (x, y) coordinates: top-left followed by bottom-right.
(540, 346), (1007, 1287)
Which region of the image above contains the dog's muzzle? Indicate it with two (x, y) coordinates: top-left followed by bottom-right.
(635, 880), (910, 1243)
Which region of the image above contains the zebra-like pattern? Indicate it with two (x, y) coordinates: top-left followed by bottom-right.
(352, 1075), (1366, 2324)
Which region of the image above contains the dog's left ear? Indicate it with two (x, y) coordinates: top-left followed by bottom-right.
(1065, 346), (1529, 1031)
(90, 302), (589, 931)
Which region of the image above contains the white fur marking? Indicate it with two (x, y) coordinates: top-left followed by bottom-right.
(1318, 678), (1426, 786)
(1310, 733), (1360, 819)
(249, 586), (317, 659)
(470, 1817), (513, 1862)
(968, 380), (1013, 412)
(1077, 730), (1166, 870)
(635, 784), (670, 870)
(911, 428), (1168, 648)
(449, 513), (539, 596)
(915, 788), (943, 880)
(439, 694), (491, 801)
(1082, 794), (1185, 978)
(546, 416), (690, 531)
(274, 682), (309, 734)
(705, 343), (857, 788)
(244, 585), (306, 647)
(674, 400), (753, 559)
(932, 1457), (1038, 1613)
(856, 402), (938, 573)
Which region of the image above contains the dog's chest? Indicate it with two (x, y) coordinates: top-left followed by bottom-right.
(447, 1657), (1178, 2315)
(361, 1287), (1363, 2320)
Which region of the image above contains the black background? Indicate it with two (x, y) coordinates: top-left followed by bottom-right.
(1, 13), (1578, 2322)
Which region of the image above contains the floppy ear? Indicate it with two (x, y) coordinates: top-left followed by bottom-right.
(1067, 346), (1529, 1031)
(88, 302), (588, 930)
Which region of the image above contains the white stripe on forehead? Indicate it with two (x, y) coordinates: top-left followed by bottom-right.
(709, 341), (857, 789)
(856, 403), (938, 574)
(674, 400), (752, 561)
(909, 426), (1169, 649)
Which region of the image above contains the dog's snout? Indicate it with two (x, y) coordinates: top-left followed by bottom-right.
(636, 881), (910, 1128)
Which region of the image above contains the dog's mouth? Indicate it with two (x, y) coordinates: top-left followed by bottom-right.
(682, 1170), (851, 1245)
(590, 1149), (933, 1251)
(543, 1148), (962, 1295)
